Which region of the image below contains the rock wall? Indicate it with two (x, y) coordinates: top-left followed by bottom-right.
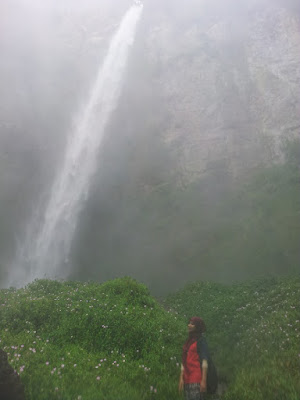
(0, 349), (25, 400)
(141, 0), (300, 185)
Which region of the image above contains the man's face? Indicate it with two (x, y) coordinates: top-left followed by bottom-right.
(188, 322), (196, 332)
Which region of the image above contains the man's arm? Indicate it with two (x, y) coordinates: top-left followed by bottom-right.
(179, 364), (184, 393)
(200, 359), (208, 392)
(197, 338), (209, 392)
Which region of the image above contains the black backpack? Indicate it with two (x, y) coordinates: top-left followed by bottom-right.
(197, 337), (218, 394)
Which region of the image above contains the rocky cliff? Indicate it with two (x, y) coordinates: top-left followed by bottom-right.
(0, 349), (25, 400)
(128, 0), (300, 186)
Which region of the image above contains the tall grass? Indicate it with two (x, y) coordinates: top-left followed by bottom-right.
(0, 278), (185, 400)
(164, 276), (300, 400)
(1, 275), (299, 399)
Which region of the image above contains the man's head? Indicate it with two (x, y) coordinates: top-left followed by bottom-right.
(188, 316), (206, 334)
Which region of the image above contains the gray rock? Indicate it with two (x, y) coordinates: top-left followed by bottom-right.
(142, 0), (300, 185)
(0, 349), (25, 400)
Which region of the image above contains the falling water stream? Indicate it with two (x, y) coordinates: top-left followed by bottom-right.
(7, 4), (143, 288)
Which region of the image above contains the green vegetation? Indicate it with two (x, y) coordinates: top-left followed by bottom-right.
(1, 275), (299, 399)
(168, 138), (300, 284)
(77, 138), (300, 294)
(199, 139), (300, 281)
(0, 278), (185, 400)
(164, 276), (300, 400)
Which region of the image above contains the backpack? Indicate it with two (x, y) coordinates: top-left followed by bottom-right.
(197, 337), (218, 394)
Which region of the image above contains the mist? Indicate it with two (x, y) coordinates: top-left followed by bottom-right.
(0, 0), (299, 294)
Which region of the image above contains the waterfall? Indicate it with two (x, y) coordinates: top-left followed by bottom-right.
(7, 4), (143, 288)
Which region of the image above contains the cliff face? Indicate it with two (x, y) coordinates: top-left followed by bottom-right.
(138, 0), (300, 185)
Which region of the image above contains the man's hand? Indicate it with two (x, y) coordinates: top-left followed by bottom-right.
(178, 376), (184, 393)
(200, 379), (207, 393)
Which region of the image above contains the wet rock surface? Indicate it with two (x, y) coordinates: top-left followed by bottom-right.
(0, 349), (25, 400)
(141, 0), (300, 185)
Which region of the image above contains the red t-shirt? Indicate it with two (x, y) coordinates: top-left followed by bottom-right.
(183, 341), (202, 384)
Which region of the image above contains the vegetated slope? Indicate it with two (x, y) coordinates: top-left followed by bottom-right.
(75, 133), (300, 294)
(164, 276), (300, 400)
(1, 276), (299, 399)
(197, 139), (300, 281)
(0, 278), (186, 400)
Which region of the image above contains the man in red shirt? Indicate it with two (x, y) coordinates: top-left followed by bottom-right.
(179, 317), (208, 400)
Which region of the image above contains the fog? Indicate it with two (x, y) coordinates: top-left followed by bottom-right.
(0, 0), (299, 294)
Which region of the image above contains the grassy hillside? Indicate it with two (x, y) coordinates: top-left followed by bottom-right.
(0, 276), (299, 399)
(0, 278), (185, 400)
(164, 276), (300, 400)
